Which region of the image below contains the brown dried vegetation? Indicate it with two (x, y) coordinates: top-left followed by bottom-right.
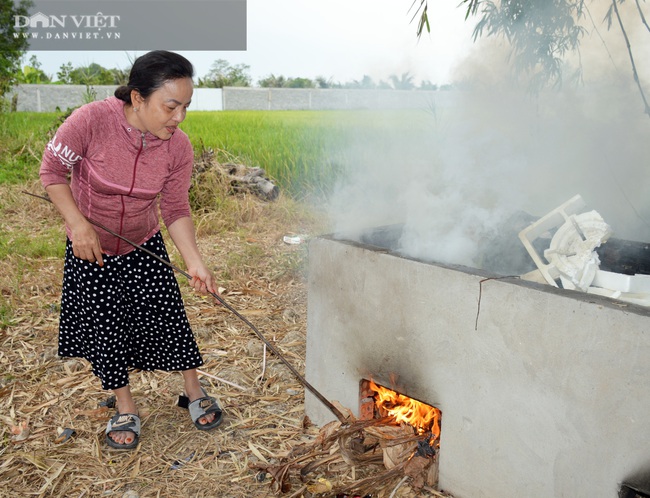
(0, 176), (322, 498)
(0, 175), (445, 498)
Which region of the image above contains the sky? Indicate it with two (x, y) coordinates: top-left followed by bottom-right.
(27, 0), (476, 86)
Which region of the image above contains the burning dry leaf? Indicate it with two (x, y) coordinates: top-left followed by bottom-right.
(365, 423), (414, 444)
(404, 455), (436, 489)
(10, 420), (29, 442)
(313, 420), (342, 447)
(307, 477), (333, 494)
(370, 380), (440, 438)
(331, 400), (356, 422)
(383, 439), (418, 470)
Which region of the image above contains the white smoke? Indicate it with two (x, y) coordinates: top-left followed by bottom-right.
(326, 1), (650, 270)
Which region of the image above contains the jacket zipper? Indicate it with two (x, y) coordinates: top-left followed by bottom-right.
(115, 133), (145, 253)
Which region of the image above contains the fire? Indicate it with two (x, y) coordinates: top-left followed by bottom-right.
(369, 380), (441, 443)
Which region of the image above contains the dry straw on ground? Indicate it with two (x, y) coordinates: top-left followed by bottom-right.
(1, 176), (448, 498)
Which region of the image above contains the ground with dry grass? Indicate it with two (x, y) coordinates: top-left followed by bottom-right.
(0, 175), (444, 498)
(0, 175), (330, 497)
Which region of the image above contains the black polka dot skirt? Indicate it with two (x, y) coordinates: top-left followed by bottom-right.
(58, 231), (204, 390)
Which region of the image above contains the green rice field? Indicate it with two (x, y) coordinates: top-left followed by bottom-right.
(0, 109), (435, 197)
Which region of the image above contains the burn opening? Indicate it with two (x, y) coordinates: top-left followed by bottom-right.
(359, 378), (443, 490)
(360, 379), (441, 442)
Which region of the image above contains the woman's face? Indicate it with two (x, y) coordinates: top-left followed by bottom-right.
(135, 77), (193, 140)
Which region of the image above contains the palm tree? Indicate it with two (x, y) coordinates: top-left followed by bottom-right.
(389, 72), (415, 90)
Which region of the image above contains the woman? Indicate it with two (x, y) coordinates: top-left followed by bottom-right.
(40, 50), (222, 450)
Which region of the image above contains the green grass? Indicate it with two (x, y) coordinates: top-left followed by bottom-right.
(0, 112), (60, 184)
(0, 223), (66, 328)
(182, 111), (348, 198)
(181, 110), (436, 198)
(0, 226), (66, 260)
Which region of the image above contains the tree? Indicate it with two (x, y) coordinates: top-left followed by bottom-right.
(55, 61), (127, 85)
(419, 80), (438, 90)
(0, 0), (33, 97)
(67, 63), (117, 85)
(258, 74), (315, 88)
(345, 75), (377, 89)
(285, 77), (314, 88)
(411, 0), (650, 115)
(16, 55), (50, 84)
(111, 66), (131, 86)
(199, 59), (251, 88)
(315, 76), (336, 88)
(389, 72), (416, 90)
(56, 62), (75, 84)
(258, 74), (288, 88)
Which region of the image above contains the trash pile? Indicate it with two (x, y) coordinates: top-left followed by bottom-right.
(519, 195), (650, 306)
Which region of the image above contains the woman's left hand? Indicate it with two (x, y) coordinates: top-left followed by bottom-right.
(188, 263), (218, 296)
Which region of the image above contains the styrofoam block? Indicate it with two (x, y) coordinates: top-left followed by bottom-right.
(592, 270), (632, 292)
(629, 274), (650, 293)
(587, 286), (650, 307)
(518, 195), (587, 287)
(587, 287), (622, 299)
(544, 211), (611, 291)
(591, 270), (650, 294)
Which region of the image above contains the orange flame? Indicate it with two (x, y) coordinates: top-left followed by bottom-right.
(369, 380), (441, 443)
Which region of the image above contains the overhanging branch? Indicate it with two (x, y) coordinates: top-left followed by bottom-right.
(610, 0), (650, 117)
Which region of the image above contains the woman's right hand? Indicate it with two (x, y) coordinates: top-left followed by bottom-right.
(70, 219), (104, 266)
(45, 184), (104, 266)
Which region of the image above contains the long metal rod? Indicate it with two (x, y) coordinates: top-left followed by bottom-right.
(24, 190), (348, 423)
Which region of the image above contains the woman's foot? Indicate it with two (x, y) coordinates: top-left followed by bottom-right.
(105, 413), (140, 450)
(107, 386), (139, 447)
(184, 384), (217, 426)
(181, 369), (222, 429)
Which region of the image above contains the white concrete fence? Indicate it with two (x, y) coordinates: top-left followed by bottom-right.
(8, 84), (447, 112)
(8, 85), (224, 112)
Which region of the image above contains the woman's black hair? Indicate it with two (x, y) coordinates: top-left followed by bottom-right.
(114, 50), (194, 104)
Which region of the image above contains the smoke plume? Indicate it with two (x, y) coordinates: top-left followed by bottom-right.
(326, 1), (650, 271)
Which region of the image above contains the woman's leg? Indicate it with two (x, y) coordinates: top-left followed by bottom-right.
(59, 242), (139, 445)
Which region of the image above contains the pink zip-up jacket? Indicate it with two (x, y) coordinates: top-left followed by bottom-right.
(40, 96), (194, 256)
